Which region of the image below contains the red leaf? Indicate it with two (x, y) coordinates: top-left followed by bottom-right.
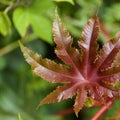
(53, 11), (82, 75)
(39, 84), (71, 106)
(78, 16), (100, 76)
(74, 88), (87, 117)
(19, 41), (76, 83)
(19, 11), (120, 116)
(98, 37), (120, 72)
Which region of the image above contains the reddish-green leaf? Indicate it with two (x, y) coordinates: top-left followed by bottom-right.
(19, 41), (74, 83)
(78, 16), (100, 75)
(19, 11), (120, 116)
(53, 11), (82, 75)
(74, 88), (87, 117)
(39, 85), (71, 106)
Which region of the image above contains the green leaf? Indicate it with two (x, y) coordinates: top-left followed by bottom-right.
(84, 97), (94, 107)
(29, 0), (55, 14)
(54, 0), (74, 5)
(13, 0), (55, 43)
(30, 14), (52, 43)
(113, 82), (120, 90)
(0, 0), (12, 5)
(13, 8), (30, 37)
(0, 12), (11, 35)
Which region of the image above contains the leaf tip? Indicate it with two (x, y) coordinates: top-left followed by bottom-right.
(73, 105), (81, 118)
(18, 40), (24, 50)
(54, 8), (59, 20)
(18, 40), (27, 54)
(73, 107), (81, 118)
(75, 111), (79, 118)
(36, 103), (42, 110)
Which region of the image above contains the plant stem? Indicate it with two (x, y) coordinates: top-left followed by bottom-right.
(91, 101), (113, 120)
(4, 3), (14, 14)
(0, 34), (36, 56)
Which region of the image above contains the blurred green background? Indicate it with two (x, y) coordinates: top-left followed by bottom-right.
(0, 0), (120, 120)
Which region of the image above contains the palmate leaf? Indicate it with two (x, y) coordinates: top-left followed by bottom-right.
(19, 41), (74, 83)
(78, 15), (100, 75)
(53, 12), (82, 74)
(19, 11), (120, 116)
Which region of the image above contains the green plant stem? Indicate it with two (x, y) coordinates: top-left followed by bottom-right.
(4, 3), (14, 14)
(91, 101), (113, 120)
(0, 34), (37, 56)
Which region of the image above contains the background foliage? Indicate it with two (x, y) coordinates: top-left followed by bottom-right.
(0, 0), (120, 120)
